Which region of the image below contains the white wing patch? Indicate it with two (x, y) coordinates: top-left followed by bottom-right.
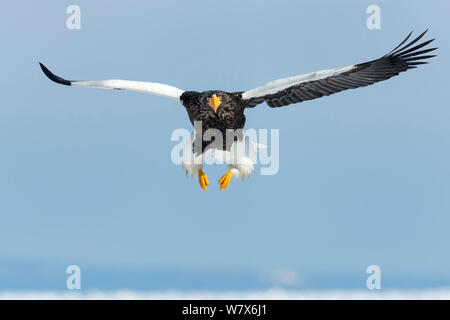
(241, 65), (356, 100)
(72, 80), (185, 101)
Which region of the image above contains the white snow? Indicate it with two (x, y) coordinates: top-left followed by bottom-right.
(2, 288), (450, 300)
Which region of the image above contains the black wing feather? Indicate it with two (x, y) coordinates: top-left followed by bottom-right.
(39, 63), (73, 86)
(243, 30), (437, 108)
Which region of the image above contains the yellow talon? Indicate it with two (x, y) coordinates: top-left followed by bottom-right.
(218, 170), (233, 190)
(198, 169), (209, 191)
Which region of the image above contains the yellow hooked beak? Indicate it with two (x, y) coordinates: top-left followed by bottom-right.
(208, 95), (222, 113)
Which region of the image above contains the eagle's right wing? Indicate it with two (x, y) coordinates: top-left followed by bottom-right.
(39, 63), (185, 101)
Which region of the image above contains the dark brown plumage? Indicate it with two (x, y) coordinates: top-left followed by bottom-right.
(180, 90), (246, 154)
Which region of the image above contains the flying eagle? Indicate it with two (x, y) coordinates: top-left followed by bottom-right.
(40, 30), (436, 191)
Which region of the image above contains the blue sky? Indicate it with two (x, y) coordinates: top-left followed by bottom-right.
(1, 0), (449, 291)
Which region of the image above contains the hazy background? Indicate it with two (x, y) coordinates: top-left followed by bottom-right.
(1, 0), (449, 293)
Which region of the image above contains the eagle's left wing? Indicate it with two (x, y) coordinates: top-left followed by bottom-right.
(241, 30), (436, 108)
(39, 63), (185, 101)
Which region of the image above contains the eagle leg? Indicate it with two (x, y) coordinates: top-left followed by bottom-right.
(198, 169), (209, 191)
(218, 170), (233, 191)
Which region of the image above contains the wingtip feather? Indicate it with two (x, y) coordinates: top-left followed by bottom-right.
(39, 63), (72, 86)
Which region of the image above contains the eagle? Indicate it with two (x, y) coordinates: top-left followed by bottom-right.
(40, 30), (436, 191)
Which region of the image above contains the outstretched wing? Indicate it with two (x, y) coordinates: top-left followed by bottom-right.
(39, 63), (185, 101)
(241, 30), (437, 108)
